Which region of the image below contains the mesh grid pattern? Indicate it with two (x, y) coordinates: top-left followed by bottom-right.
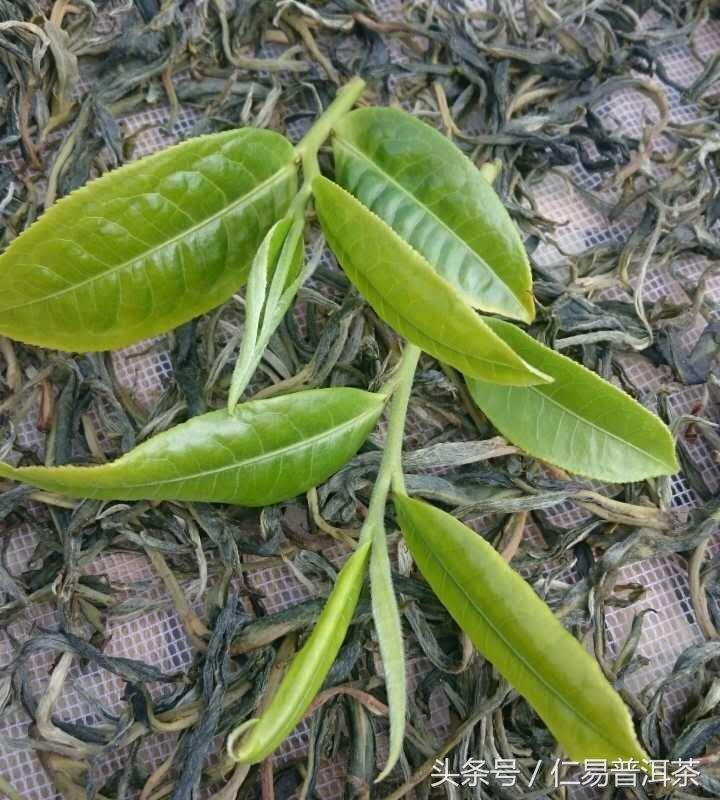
(0, 3), (719, 798)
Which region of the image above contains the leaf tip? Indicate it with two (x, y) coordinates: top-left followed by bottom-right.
(527, 364), (553, 385)
(519, 295), (536, 325)
(374, 759), (398, 784)
(226, 718), (260, 763)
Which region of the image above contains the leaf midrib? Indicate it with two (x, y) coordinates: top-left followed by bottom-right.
(334, 135), (523, 314)
(15, 403), (381, 490)
(2, 163), (295, 314)
(510, 382), (669, 469)
(415, 522), (630, 755)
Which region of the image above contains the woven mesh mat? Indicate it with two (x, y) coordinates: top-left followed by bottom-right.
(1, 2), (719, 798)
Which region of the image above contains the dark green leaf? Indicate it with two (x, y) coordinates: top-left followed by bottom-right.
(312, 176), (549, 386)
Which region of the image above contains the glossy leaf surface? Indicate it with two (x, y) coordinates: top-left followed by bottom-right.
(333, 108), (534, 322)
(228, 541), (370, 763)
(466, 319), (678, 482)
(0, 389), (384, 504)
(0, 129), (297, 352)
(395, 493), (649, 765)
(312, 177), (549, 386)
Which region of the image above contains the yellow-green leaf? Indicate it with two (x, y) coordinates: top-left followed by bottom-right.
(466, 319), (678, 482)
(0, 388), (383, 505)
(0, 129), (297, 352)
(368, 518), (406, 782)
(227, 215), (304, 412)
(312, 176), (549, 387)
(228, 541), (371, 764)
(333, 108), (534, 322)
(395, 493), (649, 766)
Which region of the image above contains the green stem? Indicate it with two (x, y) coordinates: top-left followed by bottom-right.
(360, 343), (420, 544)
(290, 76), (366, 217)
(295, 76), (366, 162)
(359, 342), (419, 781)
(227, 79), (365, 413)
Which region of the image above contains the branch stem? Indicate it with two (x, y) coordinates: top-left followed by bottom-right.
(361, 343), (420, 544)
(295, 76), (366, 161)
(290, 76), (366, 216)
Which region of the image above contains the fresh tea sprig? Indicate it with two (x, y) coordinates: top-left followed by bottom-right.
(227, 77), (368, 412)
(0, 77), (678, 786)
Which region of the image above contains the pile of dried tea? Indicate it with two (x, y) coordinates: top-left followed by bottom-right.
(0, 1), (718, 798)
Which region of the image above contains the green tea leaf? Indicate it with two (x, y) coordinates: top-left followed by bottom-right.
(312, 176), (549, 386)
(466, 319), (678, 482)
(394, 493), (649, 765)
(333, 108), (534, 322)
(227, 215), (305, 412)
(0, 388), (383, 505)
(228, 541), (371, 764)
(0, 129), (297, 352)
(368, 519), (406, 782)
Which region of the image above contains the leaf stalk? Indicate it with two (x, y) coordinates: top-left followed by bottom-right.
(361, 343), (420, 535)
(290, 76), (366, 216)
